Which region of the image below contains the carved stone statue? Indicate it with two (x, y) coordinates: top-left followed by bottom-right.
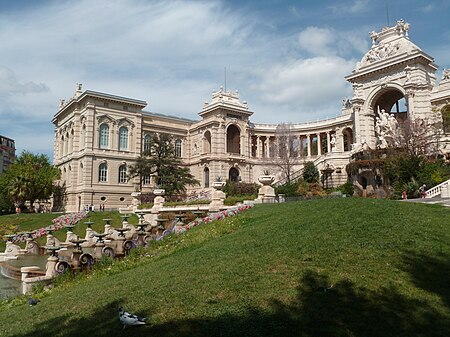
(375, 108), (400, 148)
(443, 68), (450, 81)
(330, 133), (337, 151)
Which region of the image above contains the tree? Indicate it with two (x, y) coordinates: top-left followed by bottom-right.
(303, 161), (319, 183)
(0, 151), (61, 209)
(269, 123), (301, 184)
(128, 133), (199, 195)
(399, 118), (441, 157)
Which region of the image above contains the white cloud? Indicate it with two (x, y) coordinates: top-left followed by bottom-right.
(297, 26), (369, 57)
(0, 67), (49, 97)
(350, 0), (371, 13)
(256, 56), (355, 119)
(0, 0), (377, 157)
(328, 0), (371, 14)
(419, 3), (436, 13)
(298, 27), (334, 56)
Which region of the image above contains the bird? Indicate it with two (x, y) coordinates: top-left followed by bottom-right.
(28, 297), (40, 306)
(118, 307), (148, 329)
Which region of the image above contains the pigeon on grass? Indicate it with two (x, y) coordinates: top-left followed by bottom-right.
(28, 297), (40, 306)
(118, 307), (148, 329)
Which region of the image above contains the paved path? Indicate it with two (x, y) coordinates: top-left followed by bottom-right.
(401, 197), (450, 207)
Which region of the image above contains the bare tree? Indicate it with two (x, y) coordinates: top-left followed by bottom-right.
(269, 123), (301, 184)
(400, 117), (442, 157)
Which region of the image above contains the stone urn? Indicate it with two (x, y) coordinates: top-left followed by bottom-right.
(257, 175), (275, 203)
(258, 175), (275, 186)
(210, 181), (226, 212)
(212, 181), (226, 190)
(154, 188), (165, 196)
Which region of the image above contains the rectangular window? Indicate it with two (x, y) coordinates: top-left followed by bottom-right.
(143, 175), (151, 185)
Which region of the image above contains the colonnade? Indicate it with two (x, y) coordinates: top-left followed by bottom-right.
(250, 130), (339, 159)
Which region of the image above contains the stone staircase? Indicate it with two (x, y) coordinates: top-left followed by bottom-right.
(425, 179), (450, 198)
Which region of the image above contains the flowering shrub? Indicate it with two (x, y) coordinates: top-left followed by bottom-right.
(7, 211), (87, 243)
(166, 205), (253, 238)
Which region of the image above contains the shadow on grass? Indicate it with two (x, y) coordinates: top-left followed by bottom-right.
(400, 250), (450, 310)
(9, 254), (450, 337)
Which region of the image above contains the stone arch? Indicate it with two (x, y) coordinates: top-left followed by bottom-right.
(367, 85), (408, 122)
(229, 167), (240, 182)
(227, 124), (240, 154)
(203, 130), (212, 153)
(342, 128), (353, 151)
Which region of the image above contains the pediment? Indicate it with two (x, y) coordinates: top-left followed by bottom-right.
(117, 117), (135, 128)
(96, 114), (116, 125)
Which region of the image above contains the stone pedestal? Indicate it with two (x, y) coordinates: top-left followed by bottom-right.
(130, 191), (141, 212)
(25, 238), (40, 255)
(148, 189), (165, 226)
(45, 255), (59, 277)
(94, 242), (105, 260)
(209, 181), (226, 212)
(257, 175), (276, 203)
(46, 234), (61, 248)
(115, 237), (125, 257)
(441, 182), (450, 198)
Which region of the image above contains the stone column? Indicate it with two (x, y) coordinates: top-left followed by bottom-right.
(264, 138), (269, 158)
(326, 132), (331, 153)
(317, 133), (322, 156)
(298, 136), (303, 158)
(256, 136), (262, 158)
(307, 134), (311, 157)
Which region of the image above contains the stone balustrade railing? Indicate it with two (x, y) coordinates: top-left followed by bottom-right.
(425, 179), (450, 198)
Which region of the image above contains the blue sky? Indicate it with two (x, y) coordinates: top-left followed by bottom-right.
(1, 0), (449, 159)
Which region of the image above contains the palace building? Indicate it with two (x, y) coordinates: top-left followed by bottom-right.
(0, 135), (16, 174)
(53, 20), (450, 212)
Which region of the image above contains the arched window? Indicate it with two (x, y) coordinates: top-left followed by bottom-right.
(79, 162), (84, 183)
(69, 129), (74, 152)
(118, 165), (127, 183)
(68, 166), (72, 185)
(204, 167), (210, 188)
(80, 124), (86, 149)
(99, 163), (107, 182)
(99, 124), (109, 149)
(119, 127), (128, 151)
(227, 125), (240, 154)
(175, 139), (182, 157)
(143, 133), (152, 153)
(203, 131), (211, 153)
(65, 132), (69, 155)
(60, 136), (64, 157)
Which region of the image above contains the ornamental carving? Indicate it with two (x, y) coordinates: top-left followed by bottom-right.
(364, 42), (400, 64)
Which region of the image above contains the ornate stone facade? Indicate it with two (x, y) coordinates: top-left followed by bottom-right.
(53, 20), (450, 211)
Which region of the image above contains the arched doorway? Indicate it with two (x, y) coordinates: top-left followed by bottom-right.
(229, 167), (239, 182)
(227, 125), (240, 154)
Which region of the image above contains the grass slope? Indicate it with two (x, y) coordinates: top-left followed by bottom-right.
(0, 198), (449, 337)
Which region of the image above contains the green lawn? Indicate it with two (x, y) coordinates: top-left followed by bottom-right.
(0, 198), (449, 337)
